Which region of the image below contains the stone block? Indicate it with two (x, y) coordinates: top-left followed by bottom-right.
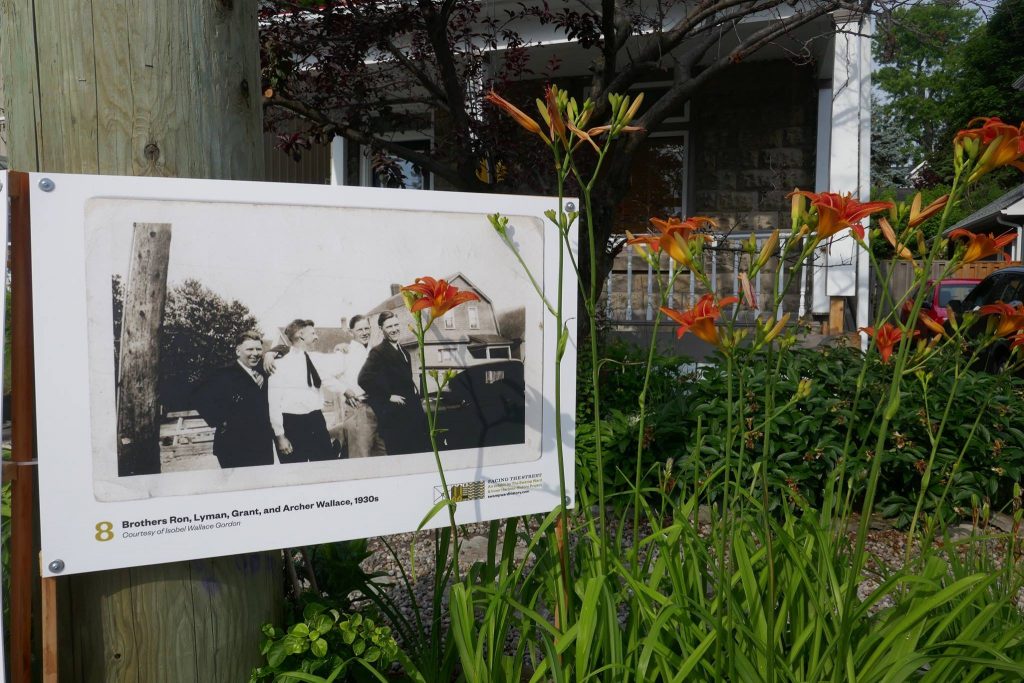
(744, 212), (780, 231)
(783, 126), (805, 146)
(694, 191), (717, 211)
(714, 169), (737, 190)
(758, 190), (787, 209)
(761, 148), (804, 169)
(739, 169), (777, 189)
(781, 169), (813, 188)
(714, 191), (757, 212)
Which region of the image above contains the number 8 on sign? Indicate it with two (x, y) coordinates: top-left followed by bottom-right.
(95, 521), (114, 542)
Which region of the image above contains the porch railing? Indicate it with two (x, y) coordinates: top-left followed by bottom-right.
(599, 234), (819, 326)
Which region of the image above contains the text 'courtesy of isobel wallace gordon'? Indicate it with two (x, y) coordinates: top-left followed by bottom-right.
(115, 495), (381, 540)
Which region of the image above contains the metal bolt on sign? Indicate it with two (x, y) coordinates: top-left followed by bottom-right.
(48, 559), (65, 574)
(38, 177), (55, 192)
(565, 202), (576, 212)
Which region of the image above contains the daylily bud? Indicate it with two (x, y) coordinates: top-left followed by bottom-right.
(795, 378), (812, 400)
(754, 229), (779, 274)
(739, 272), (757, 309)
(790, 190), (806, 230)
(764, 313), (791, 343)
(621, 93), (644, 126)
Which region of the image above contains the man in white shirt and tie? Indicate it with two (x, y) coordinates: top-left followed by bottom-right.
(267, 319), (349, 463)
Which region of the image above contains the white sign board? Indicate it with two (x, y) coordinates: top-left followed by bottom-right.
(31, 172), (575, 576)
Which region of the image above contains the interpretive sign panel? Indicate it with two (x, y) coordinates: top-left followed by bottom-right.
(31, 172), (575, 576)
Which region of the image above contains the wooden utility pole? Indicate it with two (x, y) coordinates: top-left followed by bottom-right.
(0, 2), (282, 681)
(117, 223), (173, 477)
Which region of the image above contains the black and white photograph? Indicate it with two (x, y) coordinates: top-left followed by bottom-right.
(82, 197), (545, 501)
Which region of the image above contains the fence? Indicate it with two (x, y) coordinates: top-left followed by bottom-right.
(599, 234), (822, 326)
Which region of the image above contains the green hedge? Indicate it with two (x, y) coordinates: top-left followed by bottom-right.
(579, 341), (1024, 526)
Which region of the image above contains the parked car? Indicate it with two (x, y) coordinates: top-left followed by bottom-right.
(902, 278), (980, 333)
(947, 266), (1024, 372)
(427, 360), (526, 451)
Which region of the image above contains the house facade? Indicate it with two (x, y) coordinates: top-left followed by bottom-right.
(266, 5), (876, 338)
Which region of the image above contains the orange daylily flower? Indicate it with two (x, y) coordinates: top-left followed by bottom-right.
(948, 229), (1016, 264)
(660, 294), (738, 346)
(918, 312), (946, 337)
(535, 84), (568, 147)
(401, 277), (480, 324)
(908, 193), (948, 228)
(860, 322), (915, 364)
(789, 191), (894, 242)
(979, 301), (1024, 337)
(625, 231), (661, 260)
(650, 216), (715, 269)
(879, 217), (915, 261)
(485, 90), (551, 145)
(954, 117), (1024, 181)
(1011, 331), (1024, 353)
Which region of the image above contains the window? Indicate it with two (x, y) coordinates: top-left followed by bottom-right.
(444, 309), (455, 329)
(365, 139), (432, 190)
(485, 369), (505, 384)
(438, 347), (456, 363)
(468, 304), (480, 330)
(487, 347), (511, 359)
(615, 134), (688, 233)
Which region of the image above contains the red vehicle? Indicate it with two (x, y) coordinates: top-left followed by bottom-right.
(903, 278), (981, 331)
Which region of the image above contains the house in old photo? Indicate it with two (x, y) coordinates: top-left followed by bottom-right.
(366, 273), (524, 377)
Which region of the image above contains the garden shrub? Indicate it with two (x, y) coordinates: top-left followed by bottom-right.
(586, 340), (1024, 525)
(251, 601), (399, 683)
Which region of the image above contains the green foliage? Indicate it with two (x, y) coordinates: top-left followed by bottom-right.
(251, 602), (398, 683)
(582, 343), (1024, 527)
(304, 540), (375, 613)
(112, 275), (261, 410)
(874, 0), (1024, 184)
(446, 489), (1024, 682)
(874, 2), (979, 167)
(944, 0), (1024, 145)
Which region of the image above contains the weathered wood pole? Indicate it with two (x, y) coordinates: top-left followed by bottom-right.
(0, 1), (282, 680)
(117, 223), (172, 477)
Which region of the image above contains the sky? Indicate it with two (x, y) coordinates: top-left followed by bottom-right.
(87, 198), (545, 336)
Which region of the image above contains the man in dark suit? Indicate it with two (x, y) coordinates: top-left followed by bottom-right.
(192, 330), (275, 468)
(358, 311), (429, 455)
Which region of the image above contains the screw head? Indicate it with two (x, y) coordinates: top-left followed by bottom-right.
(38, 178), (55, 192)
(565, 202), (576, 212)
(564, 495), (572, 506)
(48, 559), (65, 573)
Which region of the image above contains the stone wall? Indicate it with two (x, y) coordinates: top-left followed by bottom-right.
(691, 60), (819, 236)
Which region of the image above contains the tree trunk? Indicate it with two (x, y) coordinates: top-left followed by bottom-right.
(1, 1), (282, 680)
